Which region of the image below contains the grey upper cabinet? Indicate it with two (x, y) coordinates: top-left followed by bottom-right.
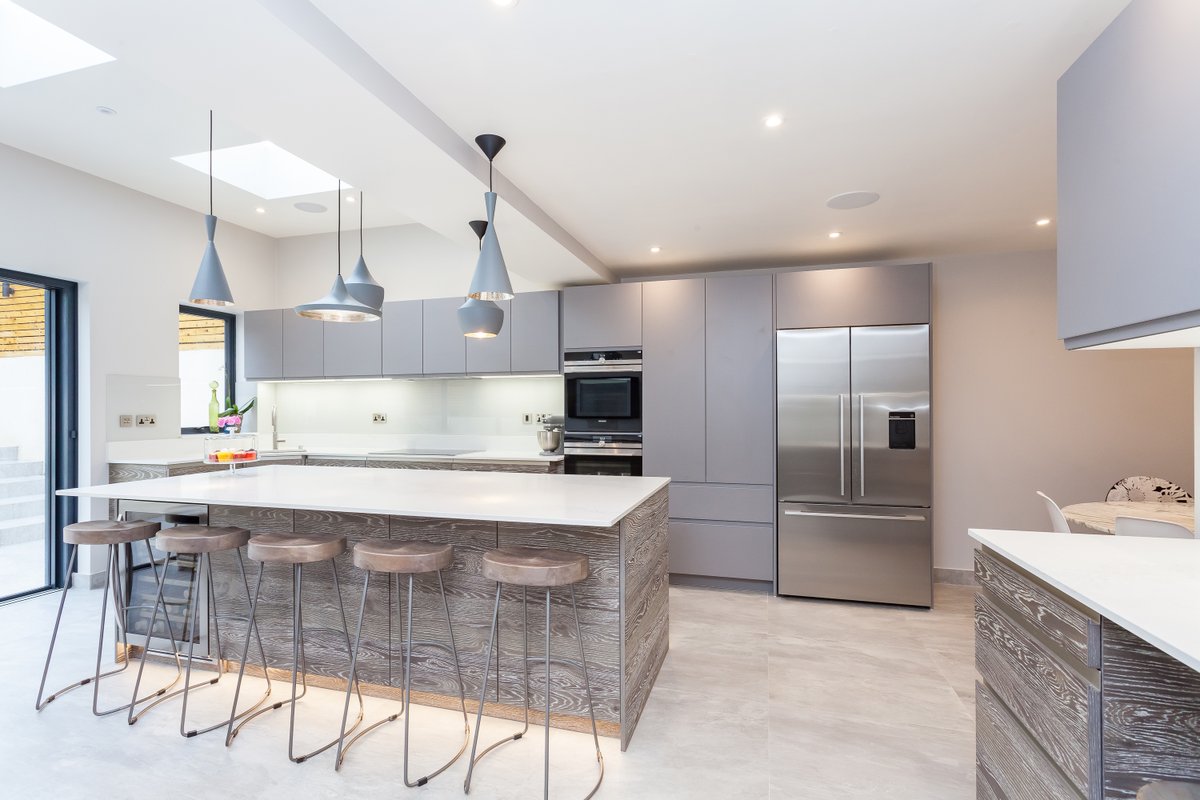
(382, 300), (423, 376)
(1057, 0), (1200, 348)
(422, 297), (466, 375)
(562, 283), (642, 349)
(775, 263), (930, 329)
(466, 299), (511, 374)
(642, 279), (706, 482)
(323, 319), (382, 377)
(243, 310), (283, 380)
(510, 291), (561, 373)
(282, 313), (323, 379)
(706, 274), (774, 485)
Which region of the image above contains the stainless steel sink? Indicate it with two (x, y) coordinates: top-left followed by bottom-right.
(370, 448), (479, 457)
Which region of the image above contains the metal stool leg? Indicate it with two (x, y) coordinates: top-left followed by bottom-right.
(544, 588), (552, 800)
(335, 571), (398, 770)
(226, 561), (283, 746)
(570, 584), (604, 800)
(35, 543), (79, 710)
(465, 582), (503, 794)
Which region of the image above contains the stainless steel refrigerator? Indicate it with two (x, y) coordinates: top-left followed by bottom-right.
(776, 324), (932, 607)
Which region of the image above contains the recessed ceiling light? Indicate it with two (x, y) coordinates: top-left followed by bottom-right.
(255, 207), (266, 214)
(172, 141), (351, 200)
(491, 0), (519, 7)
(1036, 218), (1052, 226)
(827, 191), (880, 210)
(828, 231), (842, 239)
(294, 201), (327, 213)
(345, 195), (355, 203)
(95, 105), (116, 116)
(764, 114), (784, 129)
(0, 0), (115, 88)
(649, 246), (661, 254)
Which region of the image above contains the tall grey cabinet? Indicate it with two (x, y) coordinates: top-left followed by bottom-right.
(562, 283), (642, 349)
(642, 273), (775, 585)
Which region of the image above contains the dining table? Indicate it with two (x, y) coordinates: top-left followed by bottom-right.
(1061, 499), (1196, 535)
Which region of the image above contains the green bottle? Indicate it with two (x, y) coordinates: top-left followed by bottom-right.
(208, 380), (219, 432)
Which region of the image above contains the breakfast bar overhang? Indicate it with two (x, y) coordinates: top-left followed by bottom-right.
(61, 465), (670, 750)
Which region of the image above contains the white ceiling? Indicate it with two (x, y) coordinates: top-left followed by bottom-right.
(0, 0), (1130, 282)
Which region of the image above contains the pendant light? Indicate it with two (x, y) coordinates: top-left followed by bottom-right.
(294, 179), (381, 323)
(344, 190), (384, 310)
(466, 134), (514, 301)
(458, 219), (504, 338)
(189, 110), (235, 306)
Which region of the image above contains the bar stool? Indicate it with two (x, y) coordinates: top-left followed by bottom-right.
(334, 541), (470, 786)
(224, 532), (364, 763)
(36, 519), (183, 715)
(127, 525), (273, 735)
(464, 546), (604, 800)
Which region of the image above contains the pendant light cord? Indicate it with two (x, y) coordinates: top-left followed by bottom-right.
(336, 179), (342, 276)
(359, 191), (364, 255)
(208, 110), (214, 216)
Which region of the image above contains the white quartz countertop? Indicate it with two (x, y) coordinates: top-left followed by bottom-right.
(971, 529), (1200, 673)
(62, 465), (666, 528)
(107, 448), (564, 466)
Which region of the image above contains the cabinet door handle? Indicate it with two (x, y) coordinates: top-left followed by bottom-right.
(858, 394), (866, 497)
(838, 393), (845, 498)
(783, 510), (927, 522)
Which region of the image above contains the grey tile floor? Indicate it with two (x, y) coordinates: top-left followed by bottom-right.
(0, 583), (976, 799)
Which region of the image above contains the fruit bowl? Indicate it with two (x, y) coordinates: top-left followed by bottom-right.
(204, 433), (258, 470)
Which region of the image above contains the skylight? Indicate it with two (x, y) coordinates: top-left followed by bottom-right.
(0, 0), (115, 88)
(172, 141), (350, 200)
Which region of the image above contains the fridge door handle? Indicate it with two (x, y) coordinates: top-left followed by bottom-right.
(838, 393), (845, 498)
(782, 510), (927, 522)
(858, 394), (866, 497)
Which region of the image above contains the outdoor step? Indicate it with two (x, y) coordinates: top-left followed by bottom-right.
(0, 475), (44, 499)
(0, 461), (43, 479)
(0, 495), (43, 521)
(0, 446), (17, 462)
(0, 516), (45, 545)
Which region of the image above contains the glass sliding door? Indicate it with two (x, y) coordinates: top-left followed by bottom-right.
(0, 269), (76, 602)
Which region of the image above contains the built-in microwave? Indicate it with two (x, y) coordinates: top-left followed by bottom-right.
(564, 350), (642, 434)
(563, 433), (643, 476)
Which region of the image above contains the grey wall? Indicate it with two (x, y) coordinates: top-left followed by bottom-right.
(933, 250), (1193, 570)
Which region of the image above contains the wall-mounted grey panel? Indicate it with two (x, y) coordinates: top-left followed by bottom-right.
(775, 263), (931, 329)
(466, 299), (511, 374)
(282, 312), (324, 379)
(323, 319), (382, 377)
(381, 300), (422, 376)
(562, 283), (643, 349)
(511, 291), (561, 373)
(642, 279), (706, 483)
(243, 309), (283, 380)
(668, 483), (774, 524)
(1057, 0), (1200, 342)
(668, 520), (773, 581)
(706, 274), (774, 485)
(421, 297), (466, 375)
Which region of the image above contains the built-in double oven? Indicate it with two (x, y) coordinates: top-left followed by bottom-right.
(563, 350), (643, 476)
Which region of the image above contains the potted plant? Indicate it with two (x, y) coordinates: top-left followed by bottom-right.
(217, 396), (256, 434)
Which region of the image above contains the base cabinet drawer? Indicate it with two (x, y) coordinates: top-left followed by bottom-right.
(977, 681), (1084, 800)
(668, 520), (772, 581)
(668, 483), (773, 524)
(975, 594), (1101, 799)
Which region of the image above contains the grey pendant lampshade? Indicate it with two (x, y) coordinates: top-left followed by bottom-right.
(344, 191), (384, 310)
(467, 192), (513, 301)
(190, 214), (234, 306)
(189, 111), (235, 306)
(459, 218), (504, 338)
(294, 179), (380, 323)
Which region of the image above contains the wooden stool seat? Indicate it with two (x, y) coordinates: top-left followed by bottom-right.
(63, 519), (160, 546)
(155, 525), (250, 554)
(352, 541), (453, 574)
(247, 533), (347, 564)
(481, 547), (588, 587)
(1139, 782), (1200, 800)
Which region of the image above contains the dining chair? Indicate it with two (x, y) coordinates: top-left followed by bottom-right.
(1107, 476), (1193, 504)
(1113, 516), (1196, 539)
(1036, 491), (1072, 533)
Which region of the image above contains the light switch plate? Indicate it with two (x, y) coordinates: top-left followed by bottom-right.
(119, 414), (134, 428)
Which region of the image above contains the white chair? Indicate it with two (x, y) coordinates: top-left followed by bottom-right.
(1113, 516), (1196, 539)
(1036, 491), (1072, 533)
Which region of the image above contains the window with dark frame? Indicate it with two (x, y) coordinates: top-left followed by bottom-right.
(179, 305), (236, 434)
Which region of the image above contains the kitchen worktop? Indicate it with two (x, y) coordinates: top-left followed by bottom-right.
(63, 464), (665, 528)
(105, 439), (563, 466)
(970, 528), (1200, 672)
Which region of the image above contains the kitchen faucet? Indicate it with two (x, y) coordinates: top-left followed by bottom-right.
(271, 405), (285, 450)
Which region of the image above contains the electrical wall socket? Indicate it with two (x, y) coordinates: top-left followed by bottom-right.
(118, 414), (134, 428)
(135, 414), (156, 427)
(535, 413), (553, 424)
(372, 413), (387, 423)
(522, 413), (533, 424)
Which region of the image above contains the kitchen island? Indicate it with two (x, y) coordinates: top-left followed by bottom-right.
(61, 465), (669, 750)
(971, 529), (1200, 799)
